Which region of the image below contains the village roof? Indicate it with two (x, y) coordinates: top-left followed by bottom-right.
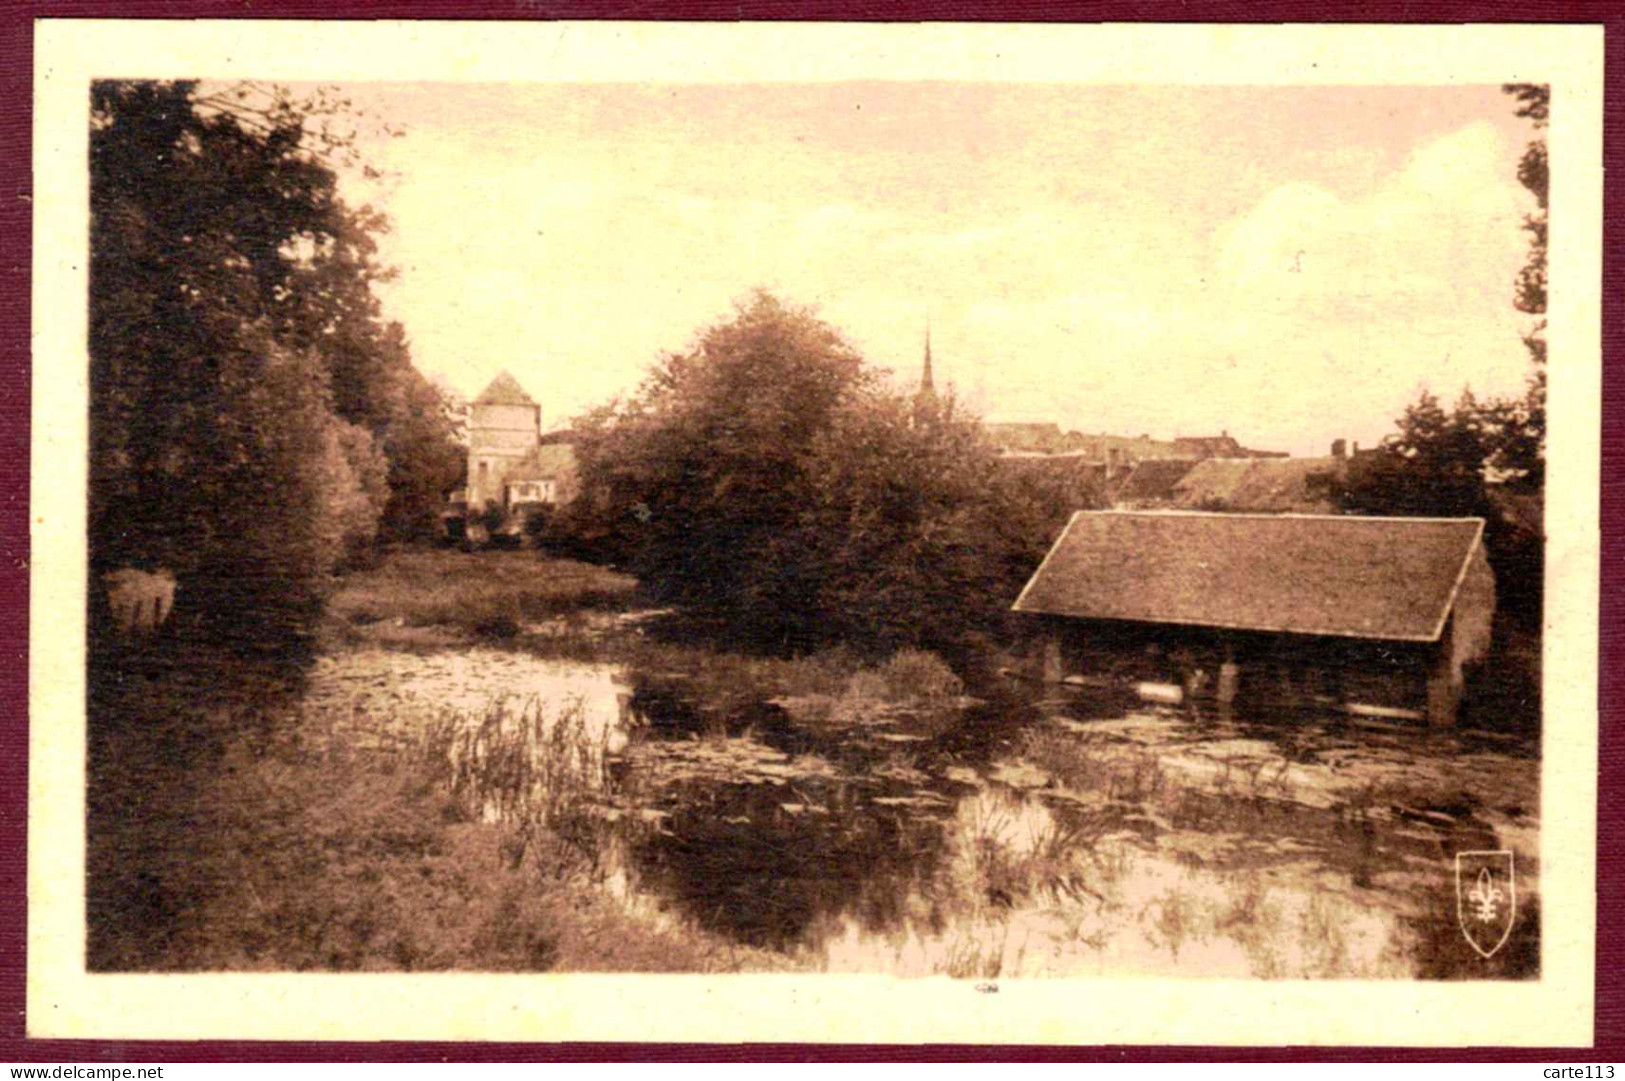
(1172, 457), (1342, 513)
(987, 421), (1063, 436)
(508, 441), (577, 480)
(1012, 511), (1487, 642)
(995, 453), (1107, 494)
(1117, 459), (1199, 503)
(1172, 434), (1287, 459)
(985, 421), (1067, 453)
(473, 370), (538, 407)
(1172, 434), (1239, 457)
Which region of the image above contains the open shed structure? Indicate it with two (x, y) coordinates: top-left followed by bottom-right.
(1012, 511), (1496, 726)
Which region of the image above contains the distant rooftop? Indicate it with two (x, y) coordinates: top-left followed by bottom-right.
(1117, 459), (1200, 503)
(1172, 456), (1342, 513)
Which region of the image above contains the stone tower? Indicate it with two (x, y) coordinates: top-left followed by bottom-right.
(467, 371), (541, 508)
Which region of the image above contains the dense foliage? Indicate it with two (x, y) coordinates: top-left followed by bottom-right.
(1493, 82), (1549, 489)
(90, 81), (462, 646)
(564, 293), (1100, 656)
(1327, 388), (1543, 626)
(1333, 390), (1491, 520)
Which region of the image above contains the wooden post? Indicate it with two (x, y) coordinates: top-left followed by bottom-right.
(1426, 619), (1460, 728)
(1043, 631), (1064, 684)
(1217, 639), (1239, 705)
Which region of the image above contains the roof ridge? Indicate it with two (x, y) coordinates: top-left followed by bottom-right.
(1079, 509), (1486, 525)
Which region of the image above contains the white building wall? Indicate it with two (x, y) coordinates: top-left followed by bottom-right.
(467, 400), (540, 507)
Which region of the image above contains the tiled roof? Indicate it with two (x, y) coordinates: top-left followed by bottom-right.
(994, 453), (1107, 495)
(1117, 459), (1199, 503)
(1013, 511), (1487, 642)
(1172, 457), (1342, 513)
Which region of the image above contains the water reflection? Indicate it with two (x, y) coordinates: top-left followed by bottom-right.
(312, 642), (1541, 979)
(608, 677), (1540, 978)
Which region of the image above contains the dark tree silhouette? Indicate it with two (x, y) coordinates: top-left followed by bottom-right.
(1489, 82), (1549, 489)
(90, 80), (461, 646)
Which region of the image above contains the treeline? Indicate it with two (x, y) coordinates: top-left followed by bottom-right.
(560, 292), (1102, 659)
(1326, 387), (1544, 628)
(90, 81), (462, 648)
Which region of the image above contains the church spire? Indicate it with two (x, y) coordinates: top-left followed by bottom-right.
(921, 321), (935, 394)
(913, 320), (940, 426)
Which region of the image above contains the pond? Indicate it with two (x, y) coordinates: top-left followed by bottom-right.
(307, 639), (1541, 980)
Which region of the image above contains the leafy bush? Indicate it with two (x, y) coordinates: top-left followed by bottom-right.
(477, 501), (509, 533)
(523, 506), (554, 539)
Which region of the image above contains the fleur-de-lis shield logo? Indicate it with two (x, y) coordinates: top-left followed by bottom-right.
(1455, 850), (1516, 959)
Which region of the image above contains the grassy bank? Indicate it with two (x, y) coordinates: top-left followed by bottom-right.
(328, 547), (970, 714)
(89, 643), (787, 972)
(87, 548), (789, 972)
(329, 547), (638, 632)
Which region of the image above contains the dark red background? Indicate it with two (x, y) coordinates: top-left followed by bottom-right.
(0, 1), (1616, 1061)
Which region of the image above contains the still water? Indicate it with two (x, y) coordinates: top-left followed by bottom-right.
(309, 640), (1540, 979)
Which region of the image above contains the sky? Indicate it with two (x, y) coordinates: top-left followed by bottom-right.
(326, 82), (1540, 457)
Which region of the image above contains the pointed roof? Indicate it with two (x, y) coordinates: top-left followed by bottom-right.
(1013, 511), (1488, 642)
(912, 324), (941, 426)
(473, 370), (537, 407)
(920, 324), (935, 394)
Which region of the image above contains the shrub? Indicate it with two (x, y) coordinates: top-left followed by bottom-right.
(523, 506), (554, 539)
(477, 501), (508, 533)
(877, 650), (963, 701)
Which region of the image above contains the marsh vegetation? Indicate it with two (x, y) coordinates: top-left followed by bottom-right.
(89, 549), (1539, 979)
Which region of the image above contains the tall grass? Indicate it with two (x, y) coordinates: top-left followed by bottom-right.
(423, 694), (625, 881)
(603, 639), (965, 716)
(1017, 727), (1168, 803)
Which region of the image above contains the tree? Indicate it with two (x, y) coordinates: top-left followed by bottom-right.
(794, 388), (1100, 654)
(1332, 385), (1543, 627)
(1333, 388), (1489, 520)
(1504, 83), (1549, 317)
(1486, 83), (1549, 489)
(567, 292), (1101, 657)
(569, 293), (868, 644)
(90, 80), (459, 646)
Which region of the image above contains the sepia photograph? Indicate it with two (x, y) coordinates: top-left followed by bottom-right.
(29, 21), (1602, 1046)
